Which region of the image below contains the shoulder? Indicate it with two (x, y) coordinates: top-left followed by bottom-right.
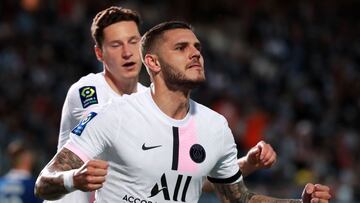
(119, 90), (148, 109)
(105, 90), (150, 118)
(65, 73), (104, 108)
(191, 100), (226, 123)
(72, 100), (121, 135)
(69, 73), (102, 91)
(124, 87), (148, 99)
(98, 93), (139, 115)
(80, 95), (140, 132)
(191, 100), (229, 135)
(76, 88), (143, 118)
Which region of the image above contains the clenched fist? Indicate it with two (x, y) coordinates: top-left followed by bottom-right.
(302, 183), (331, 203)
(73, 159), (109, 191)
(239, 140), (277, 176)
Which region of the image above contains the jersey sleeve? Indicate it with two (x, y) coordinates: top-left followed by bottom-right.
(57, 85), (80, 151)
(64, 103), (118, 162)
(207, 118), (241, 184)
(57, 84), (100, 151)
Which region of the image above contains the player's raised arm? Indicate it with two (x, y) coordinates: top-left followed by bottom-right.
(237, 140), (277, 177)
(34, 147), (108, 200)
(213, 179), (331, 203)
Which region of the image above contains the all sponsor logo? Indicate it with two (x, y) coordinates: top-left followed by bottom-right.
(149, 173), (192, 202)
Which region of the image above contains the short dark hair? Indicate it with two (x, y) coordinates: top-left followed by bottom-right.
(140, 21), (192, 60)
(91, 6), (140, 47)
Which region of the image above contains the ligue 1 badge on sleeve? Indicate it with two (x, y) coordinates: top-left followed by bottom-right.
(189, 144), (206, 163)
(79, 86), (98, 108)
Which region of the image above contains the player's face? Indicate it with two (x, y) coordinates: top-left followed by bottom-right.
(157, 28), (205, 90)
(100, 21), (141, 81)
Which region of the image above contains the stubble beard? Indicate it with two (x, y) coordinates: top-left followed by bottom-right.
(161, 61), (206, 92)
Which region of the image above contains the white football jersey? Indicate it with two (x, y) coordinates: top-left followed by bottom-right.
(46, 72), (147, 203)
(65, 88), (241, 203)
(57, 72), (147, 150)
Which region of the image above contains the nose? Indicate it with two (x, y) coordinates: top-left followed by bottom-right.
(189, 45), (201, 59)
(122, 44), (133, 59)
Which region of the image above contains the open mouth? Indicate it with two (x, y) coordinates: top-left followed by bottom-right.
(123, 62), (136, 68)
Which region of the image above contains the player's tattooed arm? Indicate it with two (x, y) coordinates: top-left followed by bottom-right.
(214, 180), (302, 203)
(34, 148), (84, 200)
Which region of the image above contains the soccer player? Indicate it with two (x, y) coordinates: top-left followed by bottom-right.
(47, 6), (146, 203)
(35, 21), (330, 202)
(0, 139), (42, 203)
(49, 6), (277, 203)
(56, 7), (146, 151)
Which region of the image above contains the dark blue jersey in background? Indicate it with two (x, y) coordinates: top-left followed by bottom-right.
(0, 170), (42, 203)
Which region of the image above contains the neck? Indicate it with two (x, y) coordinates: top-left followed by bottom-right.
(151, 80), (191, 120)
(104, 71), (138, 95)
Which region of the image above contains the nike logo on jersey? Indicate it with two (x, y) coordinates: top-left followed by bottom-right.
(142, 143), (162, 150)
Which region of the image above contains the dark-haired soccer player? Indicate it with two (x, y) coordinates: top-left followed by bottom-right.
(48, 6), (146, 203)
(37, 19), (289, 203)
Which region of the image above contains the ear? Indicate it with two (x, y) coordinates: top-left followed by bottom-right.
(144, 54), (161, 73)
(94, 45), (103, 61)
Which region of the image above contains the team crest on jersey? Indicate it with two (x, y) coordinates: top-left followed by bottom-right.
(189, 144), (206, 163)
(79, 86), (98, 108)
(71, 112), (97, 136)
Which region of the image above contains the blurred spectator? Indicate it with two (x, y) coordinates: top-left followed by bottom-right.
(0, 139), (42, 203)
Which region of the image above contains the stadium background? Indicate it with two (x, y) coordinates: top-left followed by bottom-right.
(0, 0), (359, 202)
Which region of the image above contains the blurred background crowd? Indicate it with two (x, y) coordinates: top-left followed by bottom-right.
(0, 0), (359, 202)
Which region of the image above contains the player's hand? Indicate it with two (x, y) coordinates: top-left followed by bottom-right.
(73, 159), (108, 191)
(302, 183), (331, 203)
(245, 140), (276, 170)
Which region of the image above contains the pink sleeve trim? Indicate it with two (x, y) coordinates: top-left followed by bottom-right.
(64, 143), (91, 163)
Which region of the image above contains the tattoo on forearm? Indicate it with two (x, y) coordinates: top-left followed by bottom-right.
(49, 148), (84, 171)
(36, 174), (67, 200)
(214, 180), (255, 202)
(35, 148), (84, 200)
(249, 195), (302, 203)
(214, 180), (302, 203)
